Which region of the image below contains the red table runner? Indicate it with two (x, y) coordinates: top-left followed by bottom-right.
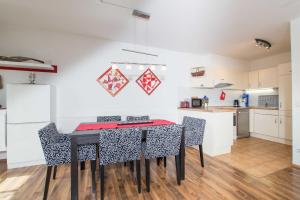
(76, 120), (175, 131)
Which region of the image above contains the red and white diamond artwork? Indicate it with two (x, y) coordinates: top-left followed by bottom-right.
(96, 66), (129, 97)
(136, 68), (161, 95)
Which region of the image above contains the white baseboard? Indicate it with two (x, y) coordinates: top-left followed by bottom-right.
(250, 132), (292, 145)
(7, 159), (45, 169)
(0, 151), (7, 160)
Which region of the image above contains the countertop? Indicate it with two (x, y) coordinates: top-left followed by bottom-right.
(178, 106), (279, 112)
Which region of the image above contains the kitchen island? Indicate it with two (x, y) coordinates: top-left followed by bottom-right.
(178, 107), (235, 156)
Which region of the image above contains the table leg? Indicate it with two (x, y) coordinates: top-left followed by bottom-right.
(71, 137), (78, 200)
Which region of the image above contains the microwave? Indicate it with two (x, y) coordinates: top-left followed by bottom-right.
(191, 98), (203, 108)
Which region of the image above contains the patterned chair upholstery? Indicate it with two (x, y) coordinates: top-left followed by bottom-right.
(182, 116), (206, 147)
(182, 116), (206, 168)
(98, 128), (143, 199)
(97, 115), (121, 122)
(126, 115), (150, 121)
(143, 124), (183, 191)
(38, 123), (97, 200)
(39, 123), (97, 166)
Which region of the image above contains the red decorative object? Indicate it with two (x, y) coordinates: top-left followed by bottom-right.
(136, 68), (161, 95)
(220, 90), (226, 100)
(96, 66), (129, 97)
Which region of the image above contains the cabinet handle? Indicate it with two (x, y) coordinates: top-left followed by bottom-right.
(280, 102), (282, 108)
(275, 119), (277, 124)
(280, 119), (282, 124)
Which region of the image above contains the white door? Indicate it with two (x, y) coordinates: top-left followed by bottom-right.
(279, 75), (292, 111)
(7, 84), (51, 123)
(279, 115), (292, 140)
(248, 71), (259, 89)
(7, 122), (47, 169)
(259, 67), (278, 88)
(254, 114), (279, 137)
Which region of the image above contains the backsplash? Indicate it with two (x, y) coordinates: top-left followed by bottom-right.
(258, 95), (279, 107)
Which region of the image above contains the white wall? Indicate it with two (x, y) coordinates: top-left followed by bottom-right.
(250, 52), (291, 71)
(291, 17), (300, 165)
(0, 26), (250, 132)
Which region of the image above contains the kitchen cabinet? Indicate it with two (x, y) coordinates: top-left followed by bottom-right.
(279, 74), (292, 110)
(248, 67), (278, 89)
(254, 111), (279, 137)
(278, 63), (292, 76)
(0, 110), (6, 152)
(258, 67), (278, 88)
(279, 113), (292, 140)
(249, 109), (255, 132)
(249, 71), (259, 89)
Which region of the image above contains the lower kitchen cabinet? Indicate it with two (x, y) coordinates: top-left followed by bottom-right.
(254, 113), (279, 137)
(279, 114), (292, 140)
(0, 110), (6, 152)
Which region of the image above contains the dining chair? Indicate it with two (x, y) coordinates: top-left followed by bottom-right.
(38, 123), (97, 200)
(182, 116), (206, 167)
(126, 115), (150, 121)
(143, 124), (183, 192)
(125, 115), (150, 170)
(97, 115), (122, 122)
(98, 128), (142, 200)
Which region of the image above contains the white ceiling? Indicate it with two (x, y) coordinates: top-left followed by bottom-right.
(0, 0), (299, 60)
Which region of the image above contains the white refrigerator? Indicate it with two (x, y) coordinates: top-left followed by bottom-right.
(6, 84), (55, 169)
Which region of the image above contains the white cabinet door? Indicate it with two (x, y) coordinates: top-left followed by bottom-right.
(249, 109), (255, 132)
(278, 63), (291, 76)
(258, 67), (278, 88)
(249, 71), (259, 89)
(0, 110), (6, 152)
(279, 74), (292, 111)
(279, 115), (292, 140)
(7, 122), (47, 168)
(254, 114), (279, 137)
(7, 84), (51, 123)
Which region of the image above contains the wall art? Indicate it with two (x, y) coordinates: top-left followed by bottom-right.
(96, 66), (129, 96)
(136, 68), (161, 95)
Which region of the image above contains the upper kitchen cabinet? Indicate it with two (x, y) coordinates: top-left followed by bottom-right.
(278, 63), (292, 111)
(248, 67), (278, 89)
(278, 62), (292, 76)
(249, 71), (259, 89)
(258, 67), (278, 88)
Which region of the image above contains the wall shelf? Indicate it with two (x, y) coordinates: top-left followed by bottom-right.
(0, 61), (57, 73)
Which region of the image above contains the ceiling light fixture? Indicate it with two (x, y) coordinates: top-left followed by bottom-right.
(255, 38), (271, 50)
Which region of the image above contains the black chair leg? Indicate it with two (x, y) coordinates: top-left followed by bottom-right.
(91, 160), (96, 193)
(80, 161), (86, 170)
(100, 165), (105, 200)
(199, 145), (204, 167)
(175, 156), (181, 185)
(156, 157), (160, 166)
(52, 166), (57, 180)
(163, 157), (167, 168)
(130, 161), (134, 172)
(136, 160), (141, 193)
(124, 162), (127, 166)
(145, 159), (150, 192)
(43, 166), (52, 200)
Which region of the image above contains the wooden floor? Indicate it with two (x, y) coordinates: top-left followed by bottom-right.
(0, 142), (300, 199)
(216, 137), (292, 177)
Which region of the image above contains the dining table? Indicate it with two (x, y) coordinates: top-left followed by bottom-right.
(69, 119), (185, 200)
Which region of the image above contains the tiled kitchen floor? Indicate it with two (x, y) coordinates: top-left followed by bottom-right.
(216, 137), (292, 178)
